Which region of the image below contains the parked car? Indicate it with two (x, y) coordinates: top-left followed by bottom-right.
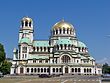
(39, 74), (51, 78)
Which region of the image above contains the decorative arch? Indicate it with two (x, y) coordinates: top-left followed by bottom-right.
(61, 55), (71, 63)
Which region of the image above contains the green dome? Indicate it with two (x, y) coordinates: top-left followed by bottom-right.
(56, 39), (72, 45)
(77, 41), (87, 47)
(33, 41), (49, 47)
(19, 37), (31, 44)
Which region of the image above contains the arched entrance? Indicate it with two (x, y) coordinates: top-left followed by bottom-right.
(20, 67), (24, 74)
(65, 67), (68, 73)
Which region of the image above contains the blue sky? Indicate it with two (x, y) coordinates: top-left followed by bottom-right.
(0, 0), (110, 64)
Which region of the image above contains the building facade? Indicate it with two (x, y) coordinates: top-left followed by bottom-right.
(10, 17), (102, 75)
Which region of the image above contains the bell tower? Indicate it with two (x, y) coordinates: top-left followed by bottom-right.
(19, 17), (34, 43)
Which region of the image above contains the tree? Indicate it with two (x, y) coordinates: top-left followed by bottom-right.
(102, 63), (110, 74)
(0, 43), (5, 66)
(0, 60), (12, 75)
(0, 43), (12, 75)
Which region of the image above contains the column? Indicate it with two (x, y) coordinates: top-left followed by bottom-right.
(50, 67), (53, 75)
(63, 66), (65, 74)
(10, 67), (14, 74)
(81, 67), (84, 75)
(68, 66), (71, 74)
(65, 28), (67, 34)
(58, 29), (59, 34)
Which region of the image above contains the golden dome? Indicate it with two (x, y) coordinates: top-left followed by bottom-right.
(21, 16), (33, 22)
(53, 19), (74, 30)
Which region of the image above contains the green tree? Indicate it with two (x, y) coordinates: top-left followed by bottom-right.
(0, 60), (12, 75)
(102, 63), (110, 74)
(0, 43), (12, 75)
(0, 43), (5, 66)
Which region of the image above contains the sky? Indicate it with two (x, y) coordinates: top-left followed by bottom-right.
(0, 0), (110, 64)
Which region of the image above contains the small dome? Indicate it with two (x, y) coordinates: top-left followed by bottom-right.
(77, 41), (87, 47)
(53, 20), (74, 30)
(21, 17), (33, 22)
(56, 39), (72, 45)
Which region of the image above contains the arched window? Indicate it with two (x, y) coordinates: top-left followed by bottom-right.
(53, 68), (55, 72)
(44, 47), (46, 52)
(70, 29), (72, 34)
(59, 68), (62, 72)
(72, 68), (74, 72)
(90, 69), (91, 73)
(22, 47), (27, 53)
(77, 60), (79, 63)
(41, 68), (43, 72)
(29, 22), (31, 27)
(47, 68), (49, 72)
(44, 68), (46, 72)
(39, 59), (42, 63)
(64, 44), (67, 49)
(48, 47), (50, 52)
(34, 68), (37, 72)
(25, 21), (28, 26)
(56, 68), (58, 72)
(60, 29), (62, 34)
(63, 28), (65, 34)
(78, 68), (80, 72)
(40, 47), (42, 52)
(27, 68), (29, 73)
(60, 44), (63, 50)
(37, 47), (39, 51)
(57, 45), (59, 50)
(84, 68), (86, 73)
(82, 47), (84, 52)
(68, 44), (71, 50)
(78, 47), (80, 52)
(33, 47), (35, 51)
(31, 68), (33, 73)
(38, 68), (40, 72)
(61, 55), (71, 63)
(33, 58), (36, 63)
(56, 30), (58, 34)
(87, 68), (89, 72)
(45, 59), (48, 63)
(75, 68), (77, 72)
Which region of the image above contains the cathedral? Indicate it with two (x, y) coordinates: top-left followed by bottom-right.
(10, 17), (102, 75)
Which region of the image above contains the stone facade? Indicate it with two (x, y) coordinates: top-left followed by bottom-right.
(10, 17), (102, 75)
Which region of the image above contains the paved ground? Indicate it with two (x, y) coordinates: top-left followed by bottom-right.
(0, 78), (100, 83)
(0, 75), (109, 83)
